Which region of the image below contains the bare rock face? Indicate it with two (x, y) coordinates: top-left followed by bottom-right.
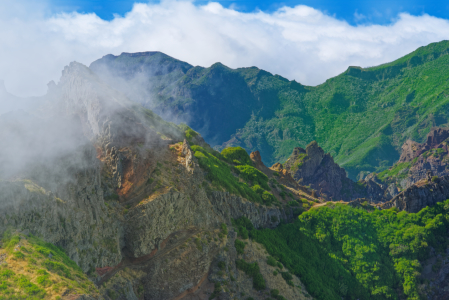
(398, 139), (421, 163)
(399, 127), (449, 163)
(381, 127), (449, 189)
(0, 62), (312, 300)
(381, 176), (449, 213)
(284, 141), (374, 201)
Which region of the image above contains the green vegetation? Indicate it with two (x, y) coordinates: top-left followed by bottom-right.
(209, 281), (222, 300)
(249, 200), (449, 300)
(94, 41), (449, 179)
(221, 147), (253, 166)
(235, 165), (269, 190)
(270, 289), (288, 300)
(0, 231), (97, 299)
(232, 217), (255, 239)
(192, 145), (277, 205)
(185, 128), (198, 144)
(266, 256), (277, 266)
(235, 259), (266, 290)
(235, 239), (246, 255)
(377, 161), (412, 181)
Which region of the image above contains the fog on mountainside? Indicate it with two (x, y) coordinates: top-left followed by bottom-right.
(4, 41), (449, 300)
(0, 62), (182, 183)
(89, 41), (449, 181)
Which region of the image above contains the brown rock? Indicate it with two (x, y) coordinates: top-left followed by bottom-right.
(283, 141), (376, 201)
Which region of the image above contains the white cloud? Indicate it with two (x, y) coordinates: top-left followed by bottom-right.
(1, 0), (449, 96)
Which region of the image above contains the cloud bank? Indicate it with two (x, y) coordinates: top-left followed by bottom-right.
(2, 0), (449, 96)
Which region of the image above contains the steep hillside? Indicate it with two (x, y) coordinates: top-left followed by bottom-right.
(372, 127), (449, 190)
(251, 200), (449, 300)
(0, 61), (319, 300)
(91, 40), (449, 179)
(4, 54), (449, 300)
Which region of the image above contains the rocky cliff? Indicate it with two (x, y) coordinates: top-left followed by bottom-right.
(0, 62), (314, 299)
(374, 126), (449, 190)
(283, 141), (389, 202)
(381, 175), (449, 213)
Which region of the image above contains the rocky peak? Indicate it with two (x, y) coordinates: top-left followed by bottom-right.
(271, 162), (283, 172)
(382, 126), (449, 189)
(250, 150), (265, 169)
(399, 127), (449, 163)
(381, 175), (449, 213)
(284, 141), (369, 201)
(305, 140), (324, 157)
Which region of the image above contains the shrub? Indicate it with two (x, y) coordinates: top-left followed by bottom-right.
(235, 259), (266, 290)
(36, 275), (51, 287)
(221, 147), (253, 166)
(16, 275), (46, 296)
(232, 217), (254, 239)
(288, 200), (299, 206)
(28, 258), (37, 265)
(251, 184), (264, 194)
(235, 240), (246, 254)
(218, 261), (226, 270)
(43, 260), (71, 278)
(267, 256), (277, 266)
(281, 272), (293, 281)
(0, 269), (14, 279)
(238, 227), (249, 239)
(12, 251), (25, 259)
(262, 191), (276, 206)
(271, 216), (278, 223)
(209, 282), (222, 300)
(235, 165), (270, 190)
(220, 223), (228, 235)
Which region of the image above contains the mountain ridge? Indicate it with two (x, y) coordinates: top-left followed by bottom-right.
(90, 40), (449, 180)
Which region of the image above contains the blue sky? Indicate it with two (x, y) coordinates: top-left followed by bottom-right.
(50, 0), (449, 24)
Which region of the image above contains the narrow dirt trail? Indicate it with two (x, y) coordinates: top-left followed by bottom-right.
(311, 201), (347, 208)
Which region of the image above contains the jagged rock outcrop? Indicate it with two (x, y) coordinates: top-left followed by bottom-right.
(378, 127), (449, 190)
(381, 176), (449, 213)
(399, 127), (449, 164)
(284, 141), (380, 201)
(0, 62), (312, 299)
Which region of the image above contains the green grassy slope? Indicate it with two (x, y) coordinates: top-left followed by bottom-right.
(227, 40), (449, 178)
(249, 200), (449, 300)
(0, 231), (98, 299)
(91, 41), (449, 179)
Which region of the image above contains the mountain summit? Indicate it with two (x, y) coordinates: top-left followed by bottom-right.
(90, 40), (449, 180)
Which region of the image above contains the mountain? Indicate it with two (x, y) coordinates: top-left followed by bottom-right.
(0, 61), (318, 299)
(4, 50), (449, 300)
(90, 41), (449, 180)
